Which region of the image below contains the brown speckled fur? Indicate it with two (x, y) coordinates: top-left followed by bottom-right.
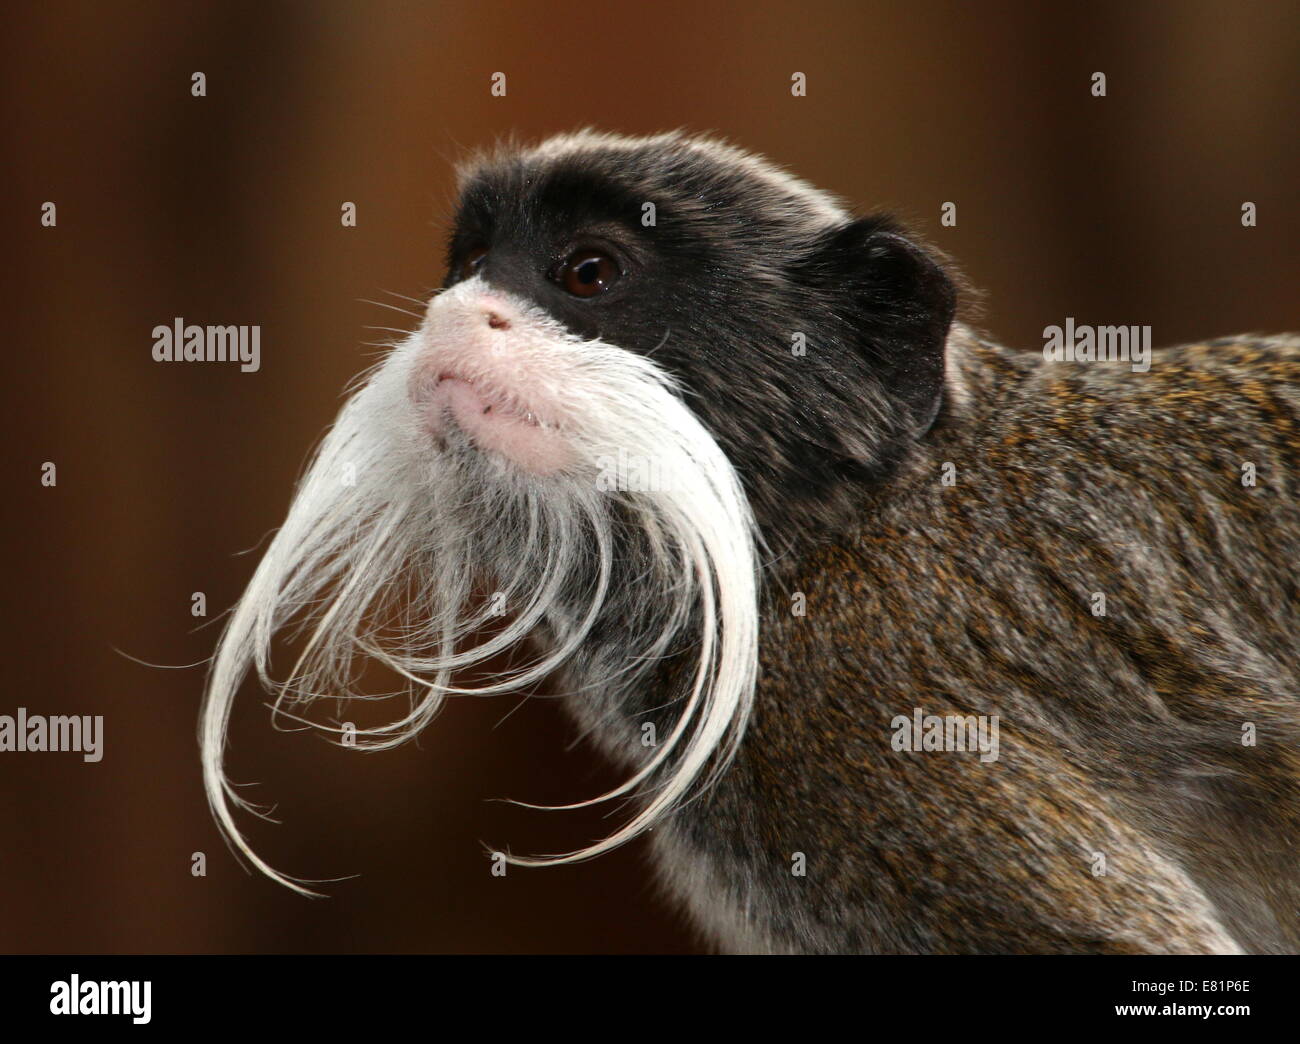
(650, 327), (1300, 954)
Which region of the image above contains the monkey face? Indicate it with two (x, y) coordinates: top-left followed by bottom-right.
(431, 130), (957, 538)
(200, 131), (952, 890)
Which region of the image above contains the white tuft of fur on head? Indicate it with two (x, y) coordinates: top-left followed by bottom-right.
(200, 278), (760, 894)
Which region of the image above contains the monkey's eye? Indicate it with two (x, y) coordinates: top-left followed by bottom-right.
(555, 251), (621, 298)
(458, 247), (488, 281)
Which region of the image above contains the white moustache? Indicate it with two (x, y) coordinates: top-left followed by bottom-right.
(200, 279), (761, 893)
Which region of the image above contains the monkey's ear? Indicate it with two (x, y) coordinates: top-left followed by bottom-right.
(800, 217), (957, 435)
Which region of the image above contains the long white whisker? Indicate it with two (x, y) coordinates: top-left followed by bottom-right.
(201, 279), (760, 889)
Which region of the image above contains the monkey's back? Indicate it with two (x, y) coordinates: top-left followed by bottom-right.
(656, 332), (1300, 954)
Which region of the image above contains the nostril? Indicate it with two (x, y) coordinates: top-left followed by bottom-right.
(486, 311), (510, 330)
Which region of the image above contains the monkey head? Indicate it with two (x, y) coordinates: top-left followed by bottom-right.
(201, 130), (956, 891)
(425, 130), (957, 536)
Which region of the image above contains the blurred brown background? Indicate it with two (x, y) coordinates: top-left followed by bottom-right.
(2, 0), (1296, 953)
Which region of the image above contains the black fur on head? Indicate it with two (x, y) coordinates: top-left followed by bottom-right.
(446, 129), (958, 548)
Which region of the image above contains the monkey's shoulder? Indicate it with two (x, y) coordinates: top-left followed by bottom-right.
(1000, 333), (1298, 438)
(939, 334), (1300, 505)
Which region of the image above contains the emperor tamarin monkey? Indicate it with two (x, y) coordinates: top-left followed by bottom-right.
(201, 130), (1300, 954)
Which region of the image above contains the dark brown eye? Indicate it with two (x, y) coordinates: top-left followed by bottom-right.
(557, 251), (620, 297)
(459, 246), (488, 281)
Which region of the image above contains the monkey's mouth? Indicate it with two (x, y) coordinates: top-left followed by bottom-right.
(420, 372), (573, 475)
(436, 374), (542, 427)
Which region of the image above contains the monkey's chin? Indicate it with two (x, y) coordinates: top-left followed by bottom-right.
(424, 374), (574, 475)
